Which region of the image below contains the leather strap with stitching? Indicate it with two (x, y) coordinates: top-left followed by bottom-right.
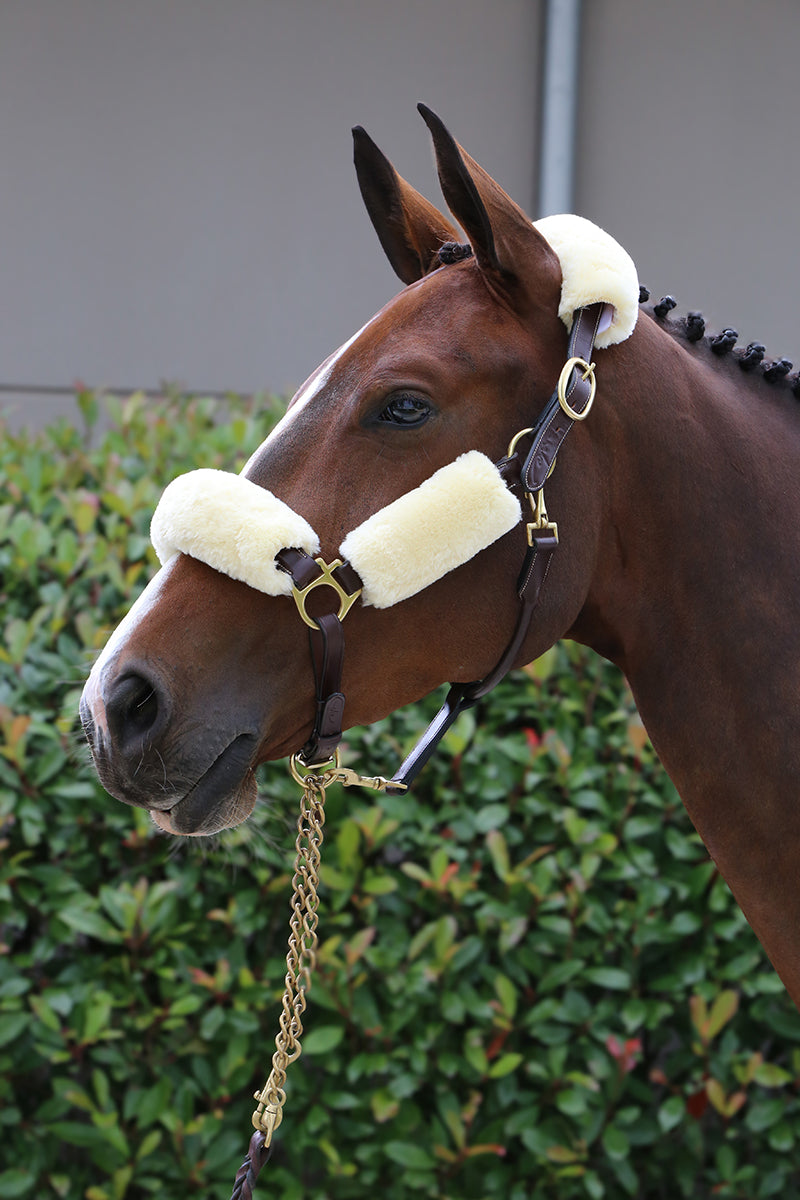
(523, 302), (605, 491)
(385, 303), (604, 793)
(275, 548), (363, 764)
(305, 612), (347, 762)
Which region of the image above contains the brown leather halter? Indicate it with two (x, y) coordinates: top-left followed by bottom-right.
(275, 301), (605, 787)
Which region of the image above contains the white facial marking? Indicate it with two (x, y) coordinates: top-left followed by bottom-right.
(242, 316), (378, 473)
(83, 558), (179, 730)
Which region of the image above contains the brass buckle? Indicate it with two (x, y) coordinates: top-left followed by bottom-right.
(292, 557), (362, 629)
(557, 356), (596, 421)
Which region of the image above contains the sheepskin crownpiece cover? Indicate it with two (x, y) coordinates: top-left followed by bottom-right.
(534, 214), (639, 348)
(150, 453), (521, 608)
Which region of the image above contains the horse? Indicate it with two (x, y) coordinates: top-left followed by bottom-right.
(80, 105), (800, 1012)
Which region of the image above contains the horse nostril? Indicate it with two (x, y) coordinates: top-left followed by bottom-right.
(105, 671), (169, 752)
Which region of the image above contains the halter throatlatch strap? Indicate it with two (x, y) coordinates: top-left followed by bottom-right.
(386, 302), (605, 794)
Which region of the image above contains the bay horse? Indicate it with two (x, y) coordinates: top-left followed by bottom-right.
(81, 106), (800, 1012)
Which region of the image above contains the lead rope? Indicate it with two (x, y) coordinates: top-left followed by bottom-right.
(230, 754), (401, 1199)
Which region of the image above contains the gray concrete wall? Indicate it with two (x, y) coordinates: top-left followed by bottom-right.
(2, 0), (799, 430)
(576, 0), (800, 357)
(0, 0), (542, 422)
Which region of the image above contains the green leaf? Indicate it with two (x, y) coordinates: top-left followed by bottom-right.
(768, 1122), (795, 1152)
(583, 967), (631, 991)
(0, 1013), (28, 1048)
(658, 1096), (684, 1133)
(384, 1141), (436, 1170)
(602, 1124), (630, 1160)
(745, 1097), (786, 1134)
(494, 973), (518, 1018)
(59, 907), (119, 942)
(486, 829), (511, 881)
(752, 1061), (791, 1088)
(370, 1090), (400, 1124)
(362, 872), (397, 895)
(29, 995), (61, 1033)
(48, 1120), (127, 1160)
(82, 992), (113, 1043)
(302, 1025), (345, 1055)
(169, 994), (204, 1017)
(488, 1053), (524, 1079)
(474, 803), (510, 833)
(0, 1169), (35, 1198)
(136, 1129), (163, 1160)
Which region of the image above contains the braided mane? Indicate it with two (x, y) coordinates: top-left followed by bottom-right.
(639, 285), (800, 399)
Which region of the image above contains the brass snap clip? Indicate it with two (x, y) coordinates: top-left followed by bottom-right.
(252, 1091), (285, 1142)
(557, 356), (596, 422)
(290, 749), (405, 794)
(291, 557), (362, 629)
(526, 488), (558, 545)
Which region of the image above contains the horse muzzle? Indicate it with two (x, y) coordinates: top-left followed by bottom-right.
(80, 642), (262, 836)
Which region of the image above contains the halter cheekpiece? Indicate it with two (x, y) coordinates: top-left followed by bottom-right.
(148, 215), (639, 785)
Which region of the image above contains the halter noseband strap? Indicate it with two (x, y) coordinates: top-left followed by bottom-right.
(275, 548), (364, 763)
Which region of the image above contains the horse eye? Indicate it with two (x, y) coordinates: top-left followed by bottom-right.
(377, 393), (432, 428)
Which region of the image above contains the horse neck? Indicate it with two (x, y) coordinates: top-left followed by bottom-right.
(572, 313), (800, 1002)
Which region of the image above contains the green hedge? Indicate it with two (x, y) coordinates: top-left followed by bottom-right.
(2, 393), (800, 1199)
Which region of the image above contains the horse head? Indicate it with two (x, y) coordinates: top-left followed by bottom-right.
(80, 106), (639, 836)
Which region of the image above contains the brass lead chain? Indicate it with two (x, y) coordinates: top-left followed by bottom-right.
(250, 753), (406, 1152)
(251, 772), (327, 1145)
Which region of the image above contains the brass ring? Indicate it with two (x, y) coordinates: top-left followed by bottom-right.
(290, 748), (341, 785)
(292, 557), (362, 629)
(557, 357), (596, 422)
(507, 426), (534, 458)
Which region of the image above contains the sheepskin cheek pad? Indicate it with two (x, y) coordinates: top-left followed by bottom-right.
(150, 468), (319, 595)
(340, 451), (521, 609)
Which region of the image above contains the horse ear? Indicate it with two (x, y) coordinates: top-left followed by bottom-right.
(417, 104), (560, 294)
(353, 125), (462, 285)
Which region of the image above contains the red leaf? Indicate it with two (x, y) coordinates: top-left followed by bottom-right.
(686, 1088), (709, 1119)
(606, 1035), (622, 1058)
(606, 1035), (641, 1074)
(485, 1030), (510, 1061)
(524, 728), (540, 751)
(438, 862), (460, 888)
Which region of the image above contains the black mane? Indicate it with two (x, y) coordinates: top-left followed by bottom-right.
(640, 287), (800, 399)
(437, 241), (473, 266)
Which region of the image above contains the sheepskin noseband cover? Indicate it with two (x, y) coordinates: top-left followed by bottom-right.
(150, 468), (320, 597)
(150, 452), (522, 608)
